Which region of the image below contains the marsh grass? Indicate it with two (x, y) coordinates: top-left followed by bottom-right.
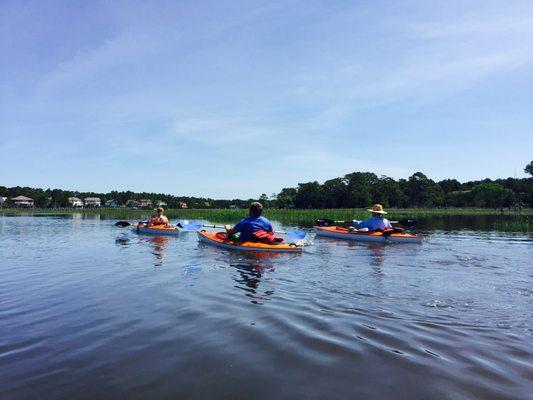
(2, 207), (530, 231)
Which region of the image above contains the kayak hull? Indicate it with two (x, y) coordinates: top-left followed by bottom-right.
(133, 224), (180, 236)
(197, 230), (303, 253)
(313, 226), (422, 243)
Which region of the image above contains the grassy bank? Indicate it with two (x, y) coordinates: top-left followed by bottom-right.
(2, 207), (531, 226)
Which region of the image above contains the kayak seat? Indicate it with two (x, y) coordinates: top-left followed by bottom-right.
(214, 231), (283, 244)
(382, 227), (405, 235)
(216, 232), (229, 240)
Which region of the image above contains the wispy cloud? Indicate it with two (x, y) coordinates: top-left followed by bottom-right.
(172, 117), (282, 145)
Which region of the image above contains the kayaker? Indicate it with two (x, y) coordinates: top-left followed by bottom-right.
(351, 204), (392, 231)
(225, 202), (275, 242)
(148, 207), (170, 227)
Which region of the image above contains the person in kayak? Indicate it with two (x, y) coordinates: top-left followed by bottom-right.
(148, 207), (170, 227)
(351, 204), (392, 231)
(225, 202), (276, 243)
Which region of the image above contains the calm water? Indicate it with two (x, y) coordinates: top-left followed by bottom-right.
(1, 215), (532, 400)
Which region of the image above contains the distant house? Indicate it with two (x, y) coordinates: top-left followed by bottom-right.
(229, 205), (238, 209)
(156, 200), (167, 207)
(0, 196), (7, 204)
(139, 199), (153, 209)
(68, 197), (84, 208)
(178, 202), (188, 209)
(105, 199), (120, 208)
(12, 195), (34, 208)
(84, 197), (101, 208)
(126, 199), (141, 208)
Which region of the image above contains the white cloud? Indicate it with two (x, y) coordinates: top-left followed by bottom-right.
(37, 32), (164, 94)
(171, 117), (284, 145)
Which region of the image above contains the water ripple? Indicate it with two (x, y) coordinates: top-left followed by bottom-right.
(0, 216), (532, 399)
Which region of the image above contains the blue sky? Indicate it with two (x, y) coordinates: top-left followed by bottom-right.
(1, 0), (532, 198)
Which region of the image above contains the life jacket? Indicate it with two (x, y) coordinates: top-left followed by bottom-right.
(216, 230), (283, 243)
(150, 216), (166, 225)
(251, 230), (283, 243)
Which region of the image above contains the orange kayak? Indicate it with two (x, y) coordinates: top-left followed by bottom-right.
(314, 226), (422, 243)
(134, 223), (180, 236)
(197, 230), (303, 253)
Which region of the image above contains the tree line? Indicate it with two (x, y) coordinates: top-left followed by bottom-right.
(2, 162), (532, 209)
(274, 171), (531, 209)
(272, 162), (532, 209)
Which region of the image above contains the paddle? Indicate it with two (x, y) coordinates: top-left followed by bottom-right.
(115, 221), (131, 227)
(115, 220), (149, 228)
(315, 218), (418, 228)
(178, 220), (307, 240)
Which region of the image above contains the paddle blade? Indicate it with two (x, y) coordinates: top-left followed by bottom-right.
(285, 230), (307, 240)
(115, 221), (131, 227)
(315, 218), (336, 227)
(398, 219), (418, 228)
(178, 220), (203, 231)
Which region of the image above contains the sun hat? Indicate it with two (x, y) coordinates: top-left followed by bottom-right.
(367, 204), (387, 214)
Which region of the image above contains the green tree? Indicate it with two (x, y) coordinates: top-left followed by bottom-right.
(525, 161), (533, 176)
(344, 172), (378, 208)
(276, 188), (297, 208)
(471, 183), (515, 208)
(405, 172), (443, 207)
(371, 176), (407, 207)
(438, 179), (462, 193)
(295, 181), (324, 208)
(322, 178), (348, 208)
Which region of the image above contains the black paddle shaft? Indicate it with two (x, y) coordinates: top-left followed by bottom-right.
(315, 218), (417, 228)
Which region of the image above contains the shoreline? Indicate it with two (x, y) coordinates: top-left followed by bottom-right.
(2, 208), (530, 231)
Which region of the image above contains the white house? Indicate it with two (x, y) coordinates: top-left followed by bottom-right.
(12, 195), (34, 208)
(139, 199), (153, 208)
(68, 197), (84, 208)
(0, 196), (6, 204)
(84, 197), (101, 208)
(156, 200), (167, 207)
(126, 199), (141, 208)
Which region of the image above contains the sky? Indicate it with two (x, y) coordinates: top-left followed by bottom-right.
(1, 0), (532, 199)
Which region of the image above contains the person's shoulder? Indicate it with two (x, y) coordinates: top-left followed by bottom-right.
(238, 216), (255, 224)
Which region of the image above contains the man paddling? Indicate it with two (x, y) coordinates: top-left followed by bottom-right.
(225, 202), (276, 243)
(351, 204), (392, 231)
(147, 207), (170, 227)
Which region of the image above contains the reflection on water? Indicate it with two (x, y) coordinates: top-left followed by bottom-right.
(414, 214), (531, 233)
(231, 263), (275, 305)
(114, 231), (170, 266)
(115, 234), (131, 247)
(144, 236), (169, 267)
(367, 243), (386, 268)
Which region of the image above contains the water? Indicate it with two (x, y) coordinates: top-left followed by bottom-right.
(1, 215), (532, 399)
